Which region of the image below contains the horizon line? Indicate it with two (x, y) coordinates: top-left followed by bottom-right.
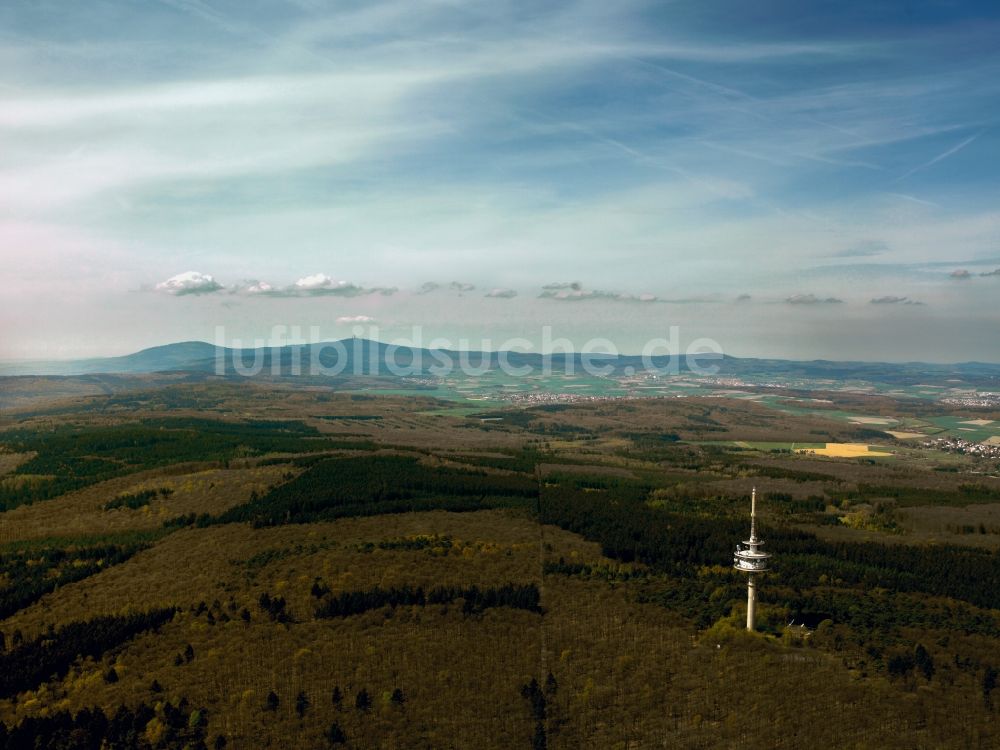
(2, 337), (1000, 369)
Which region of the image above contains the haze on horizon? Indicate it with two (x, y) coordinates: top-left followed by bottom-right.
(1, 0), (999, 363)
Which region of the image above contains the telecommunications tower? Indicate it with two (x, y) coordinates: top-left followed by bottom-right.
(733, 487), (770, 631)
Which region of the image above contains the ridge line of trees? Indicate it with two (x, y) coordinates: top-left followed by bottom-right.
(315, 583), (542, 618)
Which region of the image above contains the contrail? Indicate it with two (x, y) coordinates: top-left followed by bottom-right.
(897, 130), (984, 181)
(886, 192), (941, 209)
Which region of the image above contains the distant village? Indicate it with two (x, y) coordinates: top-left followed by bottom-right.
(495, 391), (623, 406)
(924, 436), (1000, 459)
(941, 393), (1000, 408)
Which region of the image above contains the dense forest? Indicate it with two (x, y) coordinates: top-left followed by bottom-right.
(216, 454), (539, 526)
(0, 609), (176, 699)
(2, 389), (1000, 747)
(539, 483), (1000, 611)
(0, 419), (373, 509)
(0, 700), (211, 750)
(0, 542), (150, 621)
(314, 583), (542, 618)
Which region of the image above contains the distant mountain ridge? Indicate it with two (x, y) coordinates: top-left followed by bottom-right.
(2, 339), (1000, 388)
(0, 342), (222, 377)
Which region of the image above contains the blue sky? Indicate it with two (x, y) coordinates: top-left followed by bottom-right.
(1, 0), (999, 361)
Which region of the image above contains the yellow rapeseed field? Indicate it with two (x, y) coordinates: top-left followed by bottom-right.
(798, 443), (892, 458)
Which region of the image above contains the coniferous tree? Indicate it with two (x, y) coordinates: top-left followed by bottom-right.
(311, 580), (330, 598)
(521, 679), (546, 721)
(295, 691), (309, 718)
(533, 722), (547, 750)
(984, 667), (998, 708)
(325, 721), (347, 746)
(914, 644), (934, 680)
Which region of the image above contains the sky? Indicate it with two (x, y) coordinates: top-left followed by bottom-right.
(1, 0), (999, 362)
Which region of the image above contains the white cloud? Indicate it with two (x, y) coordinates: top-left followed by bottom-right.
(291, 273), (368, 296)
(151, 272), (395, 298)
(539, 287), (602, 300)
(485, 288), (518, 298)
(155, 271), (222, 295)
(418, 281), (477, 294)
(336, 315), (376, 324)
(234, 279), (274, 294)
(295, 273), (337, 290)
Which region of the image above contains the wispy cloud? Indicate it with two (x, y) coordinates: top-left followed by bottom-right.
(886, 192), (941, 209)
(829, 240), (888, 258)
(870, 295), (924, 305)
(418, 281), (477, 294)
(785, 294), (843, 305)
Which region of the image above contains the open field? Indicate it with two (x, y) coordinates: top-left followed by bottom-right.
(925, 416), (1000, 443)
(847, 416), (897, 425)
